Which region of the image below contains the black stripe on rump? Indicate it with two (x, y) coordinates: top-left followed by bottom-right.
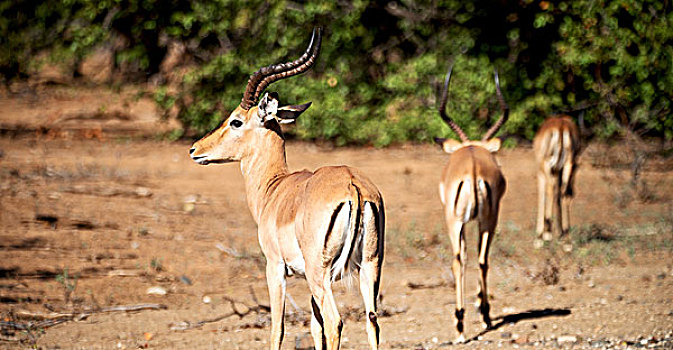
(454, 181), (464, 210)
(345, 185), (362, 264)
(484, 180), (492, 208)
(324, 202), (345, 251)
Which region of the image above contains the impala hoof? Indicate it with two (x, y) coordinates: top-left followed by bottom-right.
(542, 232), (553, 241)
(533, 239), (545, 249)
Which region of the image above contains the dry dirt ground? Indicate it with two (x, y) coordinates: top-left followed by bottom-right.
(0, 87), (672, 349)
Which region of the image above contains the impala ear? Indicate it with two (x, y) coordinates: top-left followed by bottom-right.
(484, 138), (501, 153)
(441, 138), (463, 154)
(257, 92), (279, 121)
(276, 102), (312, 124)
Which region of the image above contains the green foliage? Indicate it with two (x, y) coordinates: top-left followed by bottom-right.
(55, 267), (79, 303)
(1, 0), (671, 144)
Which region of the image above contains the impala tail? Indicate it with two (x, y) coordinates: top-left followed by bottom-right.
(540, 124), (576, 173)
(325, 184), (382, 282)
(453, 170), (495, 224)
(454, 175), (477, 223)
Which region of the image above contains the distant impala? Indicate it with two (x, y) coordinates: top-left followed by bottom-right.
(534, 115), (580, 242)
(435, 64), (508, 343)
(189, 28), (385, 350)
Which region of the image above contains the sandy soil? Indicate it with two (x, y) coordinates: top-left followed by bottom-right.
(0, 87), (672, 349)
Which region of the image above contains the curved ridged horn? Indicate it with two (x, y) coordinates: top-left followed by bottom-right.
(240, 27), (322, 110)
(438, 63), (469, 142)
(481, 69), (509, 141)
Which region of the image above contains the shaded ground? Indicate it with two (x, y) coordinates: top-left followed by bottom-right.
(0, 87), (672, 349)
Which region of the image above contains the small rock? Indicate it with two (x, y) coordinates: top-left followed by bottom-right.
(558, 286), (566, 292)
(146, 286), (167, 295)
(179, 275), (192, 285)
(501, 332), (512, 339)
(599, 298), (608, 305)
(183, 194), (199, 203)
(130, 241), (140, 249)
(588, 280), (595, 288)
(202, 295), (212, 304)
(557, 335), (577, 343)
(47, 192), (61, 200)
(562, 243), (573, 253)
(134, 187), (152, 197)
(183, 202), (195, 213)
(432, 337), (438, 343)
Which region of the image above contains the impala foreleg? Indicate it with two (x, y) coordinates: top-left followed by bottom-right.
(477, 216), (497, 330)
(266, 261), (287, 350)
(448, 219), (466, 343)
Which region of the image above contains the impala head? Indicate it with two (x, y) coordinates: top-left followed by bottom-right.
(189, 28), (321, 165)
(435, 63), (509, 154)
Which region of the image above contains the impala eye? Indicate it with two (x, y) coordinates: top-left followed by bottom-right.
(229, 119), (243, 129)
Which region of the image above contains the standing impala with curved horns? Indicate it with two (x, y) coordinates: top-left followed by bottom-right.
(434, 64), (508, 343)
(189, 28), (385, 350)
(533, 115), (580, 243)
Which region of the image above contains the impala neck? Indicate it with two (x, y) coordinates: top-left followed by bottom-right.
(239, 130), (289, 223)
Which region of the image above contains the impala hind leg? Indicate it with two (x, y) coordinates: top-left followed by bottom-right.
(448, 219), (466, 343)
(359, 202), (383, 349)
(551, 172), (563, 238)
(560, 161), (575, 237)
(536, 171), (552, 242)
(310, 297), (326, 350)
(308, 274), (342, 350)
(266, 262), (287, 350)
(477, 216), (497, 330)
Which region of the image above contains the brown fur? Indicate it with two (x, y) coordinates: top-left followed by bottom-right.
(190, 103), (385, 350)
(533, 115), (580, 239)
(439, 139), (506, 342)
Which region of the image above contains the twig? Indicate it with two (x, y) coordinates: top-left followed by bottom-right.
(1, 304), (166, 343)
(170, 287), (270, 331)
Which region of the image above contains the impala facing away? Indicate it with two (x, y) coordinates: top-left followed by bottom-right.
(189, 29), (385, 350)
(533, 115), (580, 243)
(435, 65), (508, 343)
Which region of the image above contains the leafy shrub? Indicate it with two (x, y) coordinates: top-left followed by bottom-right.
(1, 0), (671, 145)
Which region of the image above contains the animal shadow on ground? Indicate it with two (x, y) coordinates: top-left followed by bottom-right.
(467, 307), (572, 343)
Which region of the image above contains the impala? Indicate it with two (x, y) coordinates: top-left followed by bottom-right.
(533, 115), (580, 243)
(189, 28), (385, 350)
(434, 64), (508, 343)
